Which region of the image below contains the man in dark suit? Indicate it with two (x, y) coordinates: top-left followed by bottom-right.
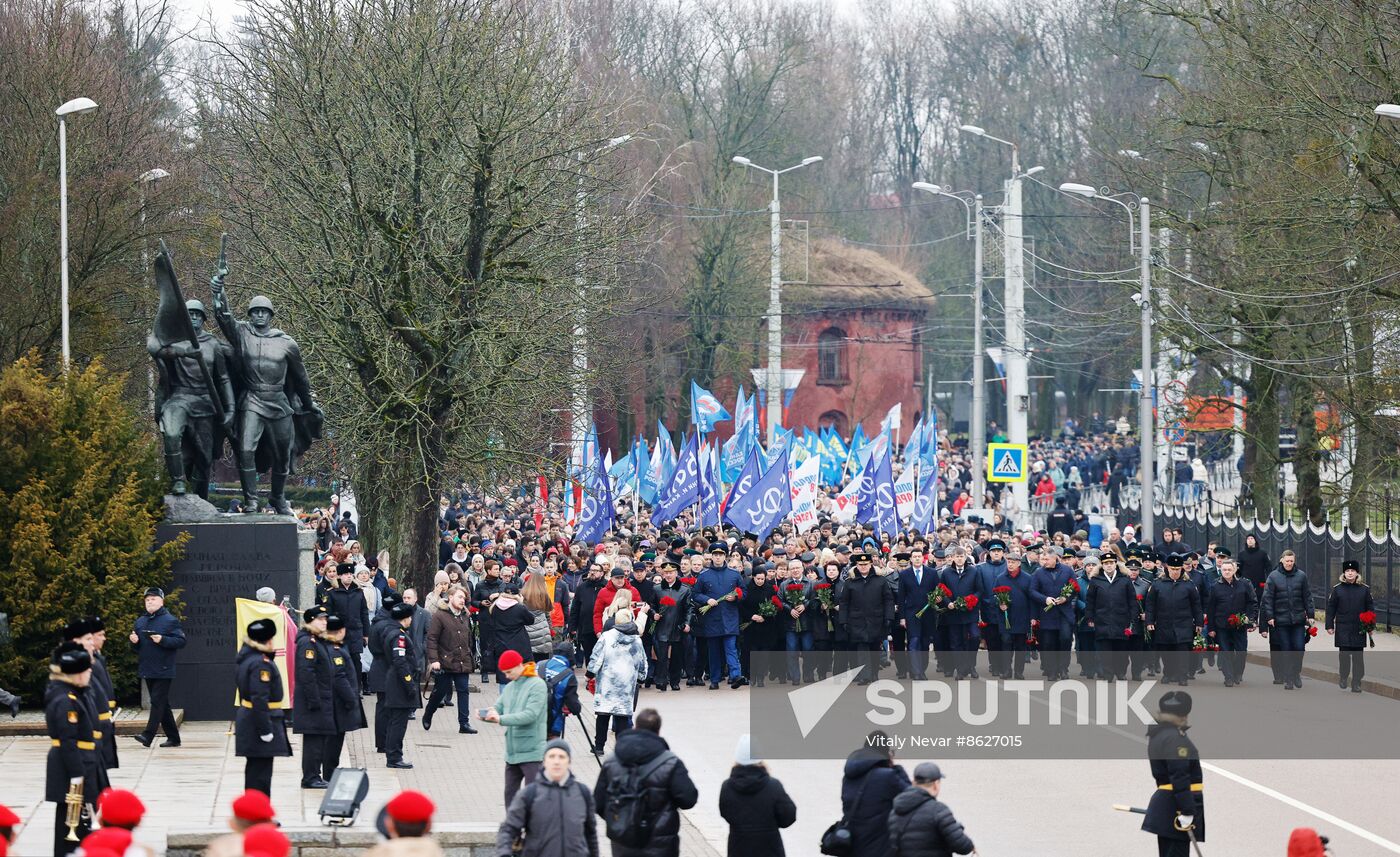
(897, 549), (940, 680)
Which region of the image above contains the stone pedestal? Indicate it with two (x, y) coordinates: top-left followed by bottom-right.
(156, 511), (314, 720)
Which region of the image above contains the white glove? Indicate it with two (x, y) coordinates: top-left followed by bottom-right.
(1175, 813), (1195, 829)
(70, 776), (84, 783)
(260, 733), (274, 743)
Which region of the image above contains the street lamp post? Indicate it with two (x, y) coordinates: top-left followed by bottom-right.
(959, 123), (1031, 513)
(139, 168), (170, 412)
(56, 97), (99, 368)
(912, 183), (986, 503)
(1060, 182), (1155, 540)
(569, 135), (632, 477)
(733, 154), (823, 447)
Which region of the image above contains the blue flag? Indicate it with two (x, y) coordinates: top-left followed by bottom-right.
(855, 450), (879, 524)
(906, 466), (941, 534)
(575, 447), (615, 544)
(699, 444), (721, 527)
(868, 446), (900, 538)
(723, 449), (792, 542)
(723, 447), (762, 513)
(651, 433), (700, 526)
(690, 380), (732, 434)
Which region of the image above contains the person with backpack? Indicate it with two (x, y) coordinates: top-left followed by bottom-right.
(544, 641), (583, 740)
(496, 740), (599, 857)
(887, 763), (975, 857)
(839, 733), (911, 857)
(719, 733), (796, 856)
(593, 708), (698, 857)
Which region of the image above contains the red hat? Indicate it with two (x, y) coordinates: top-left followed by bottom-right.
(243, 823), (290, 857)
(1287, 828), (1326, 857)
(496, 650), (524, 671)
(0, 803), (18, 826)
(231, 789), (277, 823)
(504, 558), (518, 567)
(594, 544), (607, 554)
(81, 827), (133, 854)
(97, 788), (146, 828)
(385, 790), (436, 825)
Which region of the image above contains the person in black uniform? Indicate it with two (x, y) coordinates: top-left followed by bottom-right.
(84, 617), (119, 773)
(60, 620), (110, 793)
(234, 618), (292, 796)
(1142, 690), (1205, 857)
(838, 552), (894, 685)
(323, 613), (365, 779)
(383, 602), (420, 769)
(366, 591), (402, 753)
(1085, 553), (1136, 681)
(1326, 560), (1375, 693)
(46, 641), (102, 857)
(293, 606), (335, 789)
(1146, 554), (1202, 686)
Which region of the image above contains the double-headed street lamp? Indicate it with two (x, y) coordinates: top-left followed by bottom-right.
(56, 96), (99, 368)
(1060, 181), (1155, 540)
(912, 182), (987, 503)
(732, 155), (823, 446)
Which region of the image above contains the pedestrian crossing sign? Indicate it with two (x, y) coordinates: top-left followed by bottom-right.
(986, 443), (1028, 483)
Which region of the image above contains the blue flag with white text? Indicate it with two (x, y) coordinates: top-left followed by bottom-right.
(723, 449), (792, 542)
(575, 448), (615, 544)
(650, 433), (700, 526)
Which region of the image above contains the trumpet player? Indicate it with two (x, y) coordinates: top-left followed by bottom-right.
(45, 641), (101, 856)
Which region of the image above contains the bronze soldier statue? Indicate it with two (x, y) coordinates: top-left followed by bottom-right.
(209, 255), (322, 515)
(148, 298), (235, 499)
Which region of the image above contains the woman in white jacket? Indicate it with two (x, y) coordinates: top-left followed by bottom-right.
(586, 595), (648, 758)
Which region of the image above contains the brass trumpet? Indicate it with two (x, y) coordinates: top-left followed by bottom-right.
(64, 779), (84, 841)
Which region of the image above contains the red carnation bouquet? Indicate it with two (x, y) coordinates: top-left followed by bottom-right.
(1306, 625), (1319, 638)
(1227, 612), (1252, 630)
(1360, 610), (1378, 647)
(784, 584), (808, 632)
(954, 593), (979, 613)
(658, 595), (677, 620)
(1059, 578), (1079, 602)
(468, 605), (479, 615)
(1192, 631), (1208, 653)
(918, 583), (954, 618)
(698, 585), (742, 614)
(993, 585), (1013, 629)
(679, 576), (698, 587)
(814, 582), (836, 631)
(742, 595), (780, 630)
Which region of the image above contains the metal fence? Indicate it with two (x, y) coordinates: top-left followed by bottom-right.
(1122, 495), (1400, 630)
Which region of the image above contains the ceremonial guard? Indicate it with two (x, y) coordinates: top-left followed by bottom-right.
(1146, 555), (1203, 686)
(382, 602), (420, 769)
(1142, 690), (1205, 857)
(293, 606), (335, 789)
(46, 642), (102, 857)
(60, 620), (110, 791)
(85, 616), (120, 771)
(323, 613), (365, 779)
(1325, 559), (1375, 692)
(234, 618), (291, 795)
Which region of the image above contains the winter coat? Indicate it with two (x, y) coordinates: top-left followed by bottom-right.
(839, 571), (894, 643)
(740, 581), (782, 650)
(811, 578), (846, 643)
(1146, 578), (1202, 645)
(938, 565), (982, 630)
(587, 621), (647, 716)
(408, 605), (430, 672)
(888, 786), (975, 857)
(493, 672), (547, 764)
(570, 576), (608, 637)
(1262, 566), (1314, 627)
(718, 764), (796, 857)
(473, 575), (507, 640)
(1325, 581), (1375, 648)
(1236, 546), (1272, 589)
(1143, 723), (1205, 842)
(589, 580), (642, 635)
(323, 583), (370, 654)
(132, 607), (186, 679)
(496, 770), (599, 857)
(841, 751), (911, 857)
(526, 608), (553, 657)
(992, 569), (1036, 635)
(234, 642), (292, 759)
(292, 629), (336, 735)
(44, 678), (103, 802)
(777, 579), (814, 634)
(327, 639), (365, 731)
(652, 581), (692, 643)
(426, 606), (478, 674)
(1029, 564), (1075, 631)
(366, 609), (397, 693)
(382, 625), (420, 710)
(492, 600), (537, 665)
(1205, 576), (1257, 635)
(974, 559), (1007, 626)
(1086, 572), (1137, 640)
(691, 567), (745, 638)
(594, 729), (699, 857)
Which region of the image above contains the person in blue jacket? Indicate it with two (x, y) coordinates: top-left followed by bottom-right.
(129, 587), (186, 748)
(974, 540), (1008, 677)
(939, 547), (983, 679)
(691, 543), (746, 689)
(1029, 546), (1075, 680)
(992, 553), (1037, 679)
(897, 548), (941, 681)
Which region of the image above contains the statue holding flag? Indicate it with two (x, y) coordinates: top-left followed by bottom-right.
(148, 241), (236, 500)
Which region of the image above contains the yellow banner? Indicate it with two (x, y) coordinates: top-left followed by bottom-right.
(232, 598), (295, 708)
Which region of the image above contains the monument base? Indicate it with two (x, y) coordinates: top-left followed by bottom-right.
(157, 512), (314, 720)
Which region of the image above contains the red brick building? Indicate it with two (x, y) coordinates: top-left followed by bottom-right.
(780, 239), (931, 444)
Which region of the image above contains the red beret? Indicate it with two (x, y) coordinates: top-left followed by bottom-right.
(81, 827), (133, 854)
(496, 650), (523, 671)
(0, 803), (18, 826)
(385, 790), (436, 824)
(231, 789), (277, 823)
(504, 558), (519, 567)
(243, 823), (290, 857)
(594, 544), (607, 554)
(97, 788), (145, 828)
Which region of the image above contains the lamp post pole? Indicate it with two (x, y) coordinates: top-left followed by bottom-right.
(55, 97), (99, 369)
(733, 155), (823, 447)
(1138, 197), (1155, 541)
